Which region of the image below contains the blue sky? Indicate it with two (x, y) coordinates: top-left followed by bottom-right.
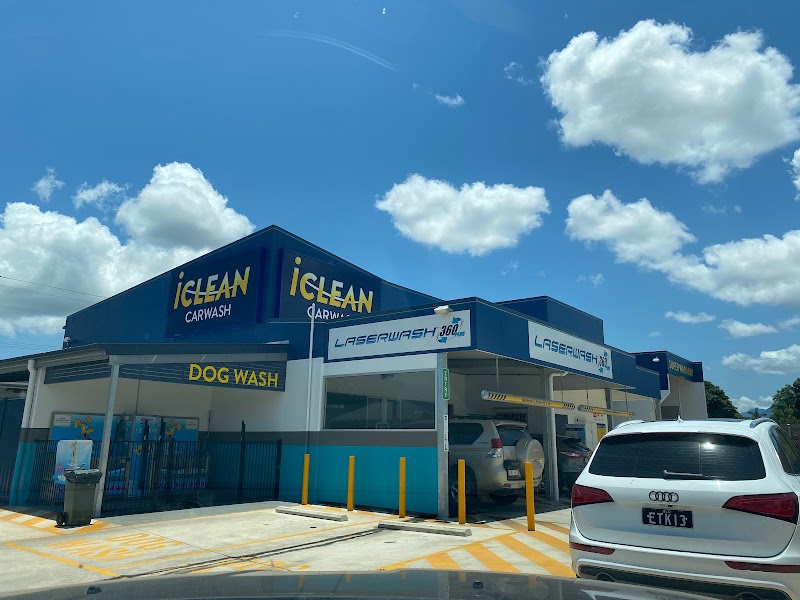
(2, 1), (800, 413)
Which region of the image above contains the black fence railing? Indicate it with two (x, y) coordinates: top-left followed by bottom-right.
(25, 439), (281, 516)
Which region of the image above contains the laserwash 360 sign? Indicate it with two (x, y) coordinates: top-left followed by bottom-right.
(166, 249), (264, 337)
(528, 321), (613, 379)
(327, 310), (472, 360)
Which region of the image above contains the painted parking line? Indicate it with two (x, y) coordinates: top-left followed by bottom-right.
(0, 507), (112, 535)
(379, 529), (575, 578)
(5, 541), (119, 578)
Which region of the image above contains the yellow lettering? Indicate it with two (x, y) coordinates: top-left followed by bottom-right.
(173, 272), (185, 309)
(258, 371), (267, 386)
(329, 280), (343, 307)
(216, 273), (231, 301)
(189, 364), (202, 381)
(357, 289), (374, 313)
(289, 256), (301, 296)
(202, 365), (216, 382)
(234, 369), (247, 385)
(218, 367), (229, 384)
(316, 276), (329, 304)
(300, 273), (316, 300)
(340, 286), (357, 311)
(247, 371), (258, 386)
(204, 274), (218, 304)
(181, 280), (195, 308)
(232, 267), (250, 298)
(267, 372), (279, 388)
(193, 278), (205, 305)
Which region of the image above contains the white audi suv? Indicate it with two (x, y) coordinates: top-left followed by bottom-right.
(570, 418), (800, 600)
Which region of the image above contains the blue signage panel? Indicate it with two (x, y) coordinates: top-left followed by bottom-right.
(279, 251), (381, 321)
(121, 361), (287, 391)
(667, 353), (701, 382)
(165, 249), (265, 337)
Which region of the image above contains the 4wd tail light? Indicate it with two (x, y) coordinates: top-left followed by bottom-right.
(722, 493), (799, 524)
(488, 437), (504, 458)
(559, 450), (583, 459)
(572, 484), (614, 508)
(490, 438), (503, 449)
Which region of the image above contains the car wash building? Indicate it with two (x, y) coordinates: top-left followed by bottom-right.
(0, 226), (707, 517)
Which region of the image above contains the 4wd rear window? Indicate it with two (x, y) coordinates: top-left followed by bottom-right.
(497, 425), (530, 447)
(588, 433), (766, 480)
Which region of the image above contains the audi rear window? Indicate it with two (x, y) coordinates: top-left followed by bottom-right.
(588, 432), (766, 480)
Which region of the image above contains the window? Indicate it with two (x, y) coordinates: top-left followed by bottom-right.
(324, 371), (435, 429)
(771, 427), (800, 475)
(496, 425), (530, 447)
(589, 433), (766, 480)
(449, 423), (483, 445)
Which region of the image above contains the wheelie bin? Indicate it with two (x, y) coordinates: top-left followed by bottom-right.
(56, 469), (103, 526)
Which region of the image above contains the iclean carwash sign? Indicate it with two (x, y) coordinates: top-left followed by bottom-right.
(327, 310), (471, 360)
(279, 251), (381, 321)
(166, 249), (264, 336)
(528, 322), (613, 379)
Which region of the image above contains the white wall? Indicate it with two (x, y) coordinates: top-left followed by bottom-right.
(661, 377), (707, 419)
(31, 377), (213, 430)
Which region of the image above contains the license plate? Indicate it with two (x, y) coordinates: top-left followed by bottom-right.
(642, 507), (693, 528)
(507, 469), (521, 478)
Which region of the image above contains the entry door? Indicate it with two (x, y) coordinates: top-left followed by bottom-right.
(0, 398), (25, 504)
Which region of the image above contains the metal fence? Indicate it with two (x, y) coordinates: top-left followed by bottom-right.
(25, 439), (281, 516)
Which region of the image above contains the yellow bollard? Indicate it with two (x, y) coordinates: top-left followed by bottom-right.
(399, 457), (407, 518)
(525, 461), (536, 531)
(301, 453), (310, 505)
(347, 455), (355, 511)
(458, 459), (466, 525)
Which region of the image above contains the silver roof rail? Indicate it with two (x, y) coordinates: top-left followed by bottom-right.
(614, 419), (646, 430)
(749, 417), (776, 428)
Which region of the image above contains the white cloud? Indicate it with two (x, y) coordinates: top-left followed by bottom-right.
(116, 163), (254, 251)
(702, 205), (726, 215)
(722, 344), (800, 375)
(719, 319), (778, 338)
(435, 93), (465, 108)
(648, 331), (662, 337)
(74, 180), (128, 210)
(734, 205), (742, 213)
(504, 62), (534, 85)
(541, 20), (800, 183)
(31, 168), (65, 202)
(566, 190), (800, 307)
(780, 315), (800, 330)
(376, 174), (550, 256)
(501, 260), (519, 276)
(792, 148), (800, 199)
(577, 273), (604, 286)
(0, 162), (254, 336)
(732, 395), (773, 414)
(665, 310), (716, 324)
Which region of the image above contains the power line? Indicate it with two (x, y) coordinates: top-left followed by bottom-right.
(0, 274), (106, 299)
(0, 281), (97, 303)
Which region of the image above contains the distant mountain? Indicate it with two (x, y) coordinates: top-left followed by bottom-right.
(743, 407), (772, 418)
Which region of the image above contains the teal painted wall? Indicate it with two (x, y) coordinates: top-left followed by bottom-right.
(280, 444), (438, 515)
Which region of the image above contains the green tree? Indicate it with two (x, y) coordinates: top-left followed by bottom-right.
(704, 380), (741, 419)
(770, 378), (800, 425)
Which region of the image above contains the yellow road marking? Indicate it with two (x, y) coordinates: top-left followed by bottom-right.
(426, 553), (462, 570)
(538, 521), (570, 535)
(496, 535), (574, 578)
(463, 541), (520, 573)
(112, 517), (383, 569)
(527, 530), (570, 554)
(5, 541), (119, 578)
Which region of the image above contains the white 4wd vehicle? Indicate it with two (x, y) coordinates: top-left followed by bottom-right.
(448, 417), (545, 510)
(571, 418), (800, 600)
